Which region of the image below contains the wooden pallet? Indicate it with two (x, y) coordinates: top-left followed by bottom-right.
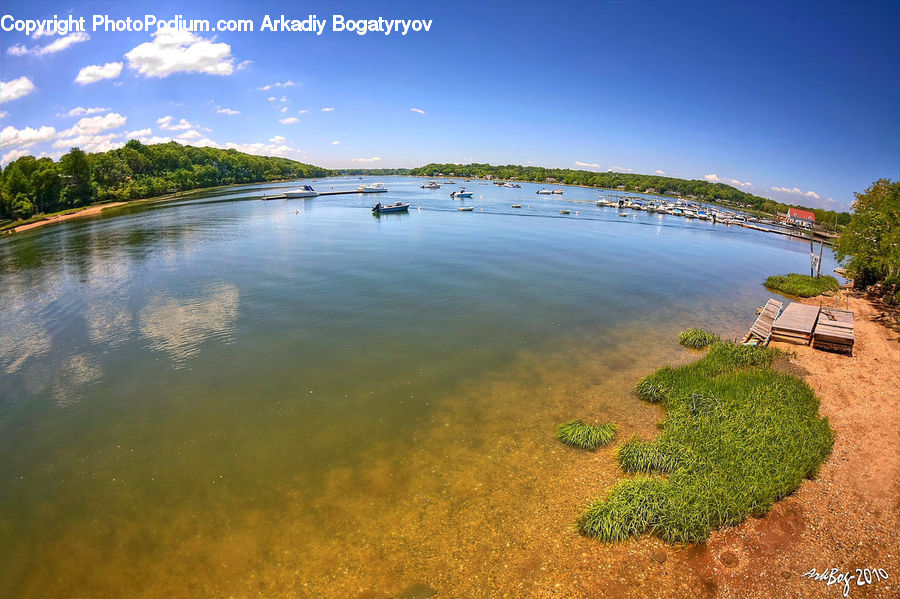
(742, 298), (783, 346)
(812, 308), (855, 354)
(771, 302), (821, 345)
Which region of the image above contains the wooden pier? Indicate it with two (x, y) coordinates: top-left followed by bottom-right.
(771, 302), (821, 344)
(742, 298), (783, 346)
(812, 308), (855, 354)
(261, 190), (385, 200)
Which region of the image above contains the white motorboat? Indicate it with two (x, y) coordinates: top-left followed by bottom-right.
(536, 188), (553, 195)
(421, 181), (442, 189)
(450, 188), (473, 198)
(284, 185), (318, 198)
(358, 182), (387, 193)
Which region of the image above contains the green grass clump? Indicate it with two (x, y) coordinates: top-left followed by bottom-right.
(557, 419), (618, 450)
(764, 273), (840, 297)
(678, 328), (721, 349)
(578, 340), (833, 544)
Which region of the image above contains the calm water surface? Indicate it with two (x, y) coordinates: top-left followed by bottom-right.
(0, 177), (839, 597)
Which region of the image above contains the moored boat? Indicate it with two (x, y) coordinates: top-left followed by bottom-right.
(536, 188), (553, 195)
(458, 206), (474, 211)
(284, 185), (318, 198)
(359, 182), (388, 193)
(372, 201), (409, 213)
(421, 181), (441, 189)
(450, 188), (473, 198)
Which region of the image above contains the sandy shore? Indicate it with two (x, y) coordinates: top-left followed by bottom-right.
(10, 202), (128, 233)
(677, 292), (900, 598)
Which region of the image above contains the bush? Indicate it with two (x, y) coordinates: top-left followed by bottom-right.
(678, 328), (720, 349)
(556, 419), (617, 450)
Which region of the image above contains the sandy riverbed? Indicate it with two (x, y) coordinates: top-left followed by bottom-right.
(10, 202), (128, 233)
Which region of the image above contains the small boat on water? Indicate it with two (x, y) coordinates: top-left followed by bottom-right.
(551, 188), (564, 195)
(511, 204), (522, 208)
(560, 209), (570, 215)
(284, 185), (318, 198)
(619, 212), (629, 217)
(359, 182), (387, 193)
(372, 201), (409, 214)
(450, 188), (473, 198)
(444, 180), (456, 184)
(458, 206), (474, 211)
(536, 188), (553, 195)
(421, 181), (441, 189)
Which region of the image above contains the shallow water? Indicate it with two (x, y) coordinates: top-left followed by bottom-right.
(0, 177), (840, 596)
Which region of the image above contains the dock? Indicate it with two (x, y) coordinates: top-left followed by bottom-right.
(742, 298), (783, 346)
(771, 302), (821, 344)
(812, 308), (855, 355)
(261, 189), (384, 200)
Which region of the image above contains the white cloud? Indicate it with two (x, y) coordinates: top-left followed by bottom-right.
(321, 107), (334, 112)
(269, 135), (285, 143)
(65, 106), (111, 117)
(61, 113), (127, 137)
(331, 140), (340, 145)
(352, 156), (382, 163)
(53, 132), (124, 153)
(257, 80), (296, 90)
(177, 130), (204, 140)
(224, 141), (305, 161)
(655, 169), (666, 175)
(279, 106), (288, 113)
(75, 62), (123, 84)
(575, 161), (600, 168)
(609, 165), (634, 172)
(267, 96), (276, 102)
(1, 125), (57, 148)
(0, 110), (8, 119)
(2, 148), (31, 164)
(410, 107), (425, 114)
(125, 29), (234, 78)
(9, 32), (90, 56)
(216, 106), (240, 115)
(125, 128), (152, 137)
(157, 116), (194, 131)
(236, 60), (252, 71)
(1, 76), (36, 102)
(298, 109), (308, 114)
(705, 173), (751, 188)
(279, 117), (299, 124)
(771, 186), (820, 199)
(136, 135), (173, 145)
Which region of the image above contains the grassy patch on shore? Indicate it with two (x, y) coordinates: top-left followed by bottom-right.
(577, 341), (833, 544)
(764, 273), (840, 297)
(557, 420), (617, 450)
(678, 328), (721, 349)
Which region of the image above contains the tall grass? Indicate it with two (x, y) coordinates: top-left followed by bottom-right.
(557, 419), (618, 450)
(678, 328), (720, 349)
(764, 273), (840, 297)
(577, 340), (833, 544)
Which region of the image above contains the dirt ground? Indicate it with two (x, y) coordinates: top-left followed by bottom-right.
(676, 292), (900, 598)
(10, 202), (127, 233)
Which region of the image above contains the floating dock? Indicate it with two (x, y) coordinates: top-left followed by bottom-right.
(261, 189), (384, 200)
(812, 308), (855, 355)
(771, 303), (821, 344)
(742, 298), (783, 346)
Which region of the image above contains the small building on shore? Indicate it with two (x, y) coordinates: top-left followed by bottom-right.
(785, 207), (816, 228)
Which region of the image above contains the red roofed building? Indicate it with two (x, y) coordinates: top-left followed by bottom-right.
(786, 207), (816, 228)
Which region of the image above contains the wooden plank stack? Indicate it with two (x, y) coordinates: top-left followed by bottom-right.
(742, 298), (784, 346)
(812, 308), (855, 355)
(771, 302), (821, 344)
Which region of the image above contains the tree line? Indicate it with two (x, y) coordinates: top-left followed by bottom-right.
(404, 162), (851, 229)
(0, 141), (331, 223)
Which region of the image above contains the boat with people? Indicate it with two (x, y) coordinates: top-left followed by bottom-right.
(421, 181), (442, 189)
(358, 182), (388, 193)
(458, 206), (474, 211)
(372, 201), (409, 214)
(450, 188), (473, 198)
(536, 188), (553, 195)
(284, 185), (318, 198)
(551, 188), (564, 195)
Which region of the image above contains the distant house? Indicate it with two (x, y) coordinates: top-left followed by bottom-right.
(485, 174), (493, 180)
(616, 184), (626, 190)
(545, 177), (557, 183)
(786, 207), (816, 228)
(645, 188), (657, 194)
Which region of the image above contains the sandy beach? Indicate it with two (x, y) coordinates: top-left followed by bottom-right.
(10, 202), (128, 233)
(675, 292), (900, 598)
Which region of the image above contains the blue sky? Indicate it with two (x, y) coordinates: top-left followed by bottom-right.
(1, 1), (898, 210)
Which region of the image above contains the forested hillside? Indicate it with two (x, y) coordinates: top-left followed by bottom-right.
(0, 141), (331, 221)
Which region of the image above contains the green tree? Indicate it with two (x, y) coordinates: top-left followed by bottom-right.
(835, 179), (900, 297)
(59, 148), (95, 207)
